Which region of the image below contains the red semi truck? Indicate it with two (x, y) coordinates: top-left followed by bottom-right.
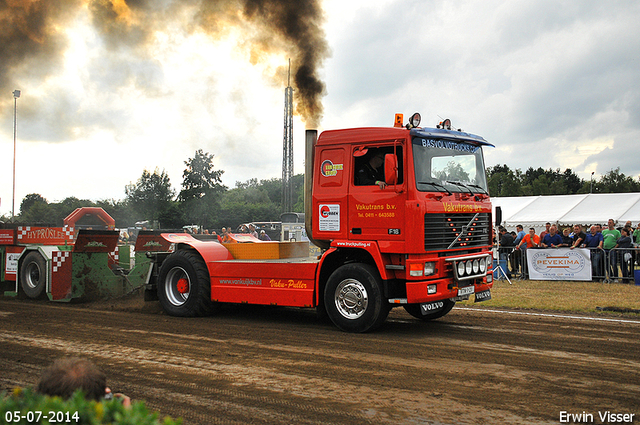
(149, 113), (498, 332)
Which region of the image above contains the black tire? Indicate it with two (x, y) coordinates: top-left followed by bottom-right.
(403, 299), (455, 321)
(157, 250), (217, 317)
(324, 263), (390, 333)
(20, 251), (47, 299)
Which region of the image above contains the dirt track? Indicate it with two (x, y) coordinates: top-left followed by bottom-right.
(1, 295), (639, 425)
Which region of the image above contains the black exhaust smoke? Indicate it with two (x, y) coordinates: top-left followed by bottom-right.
(1, 0), (328, 126)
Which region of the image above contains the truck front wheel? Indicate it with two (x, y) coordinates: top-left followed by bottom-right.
(157, 250), (216, 317)
(403, 299), (455, 321)
(324, 263), (390, 333)
(20, 251), (47, 299)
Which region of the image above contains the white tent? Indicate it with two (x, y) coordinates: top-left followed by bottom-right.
(493, 193), (640, 232)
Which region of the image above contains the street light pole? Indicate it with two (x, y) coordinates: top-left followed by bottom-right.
(12, 89), (20, 222)
(590, 171), (594, 194)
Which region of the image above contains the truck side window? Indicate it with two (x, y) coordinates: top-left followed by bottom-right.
(354, 146), (403, 186)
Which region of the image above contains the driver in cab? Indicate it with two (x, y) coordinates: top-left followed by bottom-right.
(356, 150), (387, 189)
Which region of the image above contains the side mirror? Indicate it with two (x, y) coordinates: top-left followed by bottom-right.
(384, 154), (398, 185)
(495, 206), (502, 226)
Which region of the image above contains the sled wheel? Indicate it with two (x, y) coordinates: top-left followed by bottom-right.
(20, 251), (48, 299)
(157, 250), (216, 317)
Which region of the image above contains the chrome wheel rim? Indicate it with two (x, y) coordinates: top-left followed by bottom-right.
(335, 279), (368, 319)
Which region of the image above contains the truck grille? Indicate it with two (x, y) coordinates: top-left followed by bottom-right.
(424, 213), (491, 251)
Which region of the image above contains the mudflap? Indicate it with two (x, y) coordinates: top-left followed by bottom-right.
(419, 300), (446, 315)
(144, 286), (159, 301)
(474, 289), (491, 303)
(141, 252), (170, 302)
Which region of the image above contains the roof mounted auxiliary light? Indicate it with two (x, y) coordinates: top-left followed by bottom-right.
(405, 112), (421, 129)
(394, 112), (422, 129)
(437, 118), (452, 130)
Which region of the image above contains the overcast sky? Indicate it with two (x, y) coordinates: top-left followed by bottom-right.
(1, 0), (639, 216)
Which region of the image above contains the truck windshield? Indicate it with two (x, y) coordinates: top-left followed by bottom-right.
(412, 137), (488, 194)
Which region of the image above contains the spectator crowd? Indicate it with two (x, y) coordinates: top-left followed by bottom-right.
(497, 220), (640, 283)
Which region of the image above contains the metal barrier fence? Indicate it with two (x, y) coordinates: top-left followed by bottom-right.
(605, 247), (640, 283)
(495, 246), (640, 283)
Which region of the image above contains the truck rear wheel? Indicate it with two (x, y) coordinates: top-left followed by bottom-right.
(20, 251), (47, 299)
(403, 299), (455, 321)
(324, 263), (390, 333)
(157, 250), (216, 317)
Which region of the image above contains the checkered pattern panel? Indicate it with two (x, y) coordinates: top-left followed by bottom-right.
(63, 226), (75, 241)
(17, 226), (30, 240)
(111, 246), (119, 262)
(53, 251), (70, 273)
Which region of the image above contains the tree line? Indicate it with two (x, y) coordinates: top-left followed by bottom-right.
(487, 165), (640, 197)
(4, 150), (304, 231)
(3, 151), (640, 231)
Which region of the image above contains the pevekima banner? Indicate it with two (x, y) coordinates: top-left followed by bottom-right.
(526, 248), (592, 281)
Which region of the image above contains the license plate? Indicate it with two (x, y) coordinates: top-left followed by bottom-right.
(457, 285), (475, 296)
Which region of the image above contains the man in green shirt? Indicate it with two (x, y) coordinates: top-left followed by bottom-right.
(602, 219), (621, 280)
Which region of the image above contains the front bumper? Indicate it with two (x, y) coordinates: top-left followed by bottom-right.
(392, 276), (493, 305)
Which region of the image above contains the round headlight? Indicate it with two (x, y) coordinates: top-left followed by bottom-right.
(465, 261), (473, 275)
(473, 259), (479, 274)
(479, 257), (487, 273)
(457, 262), (466, 276)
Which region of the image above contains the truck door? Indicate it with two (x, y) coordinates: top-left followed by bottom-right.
(348, 143), (406, 245)
(313, 147), (349, 241)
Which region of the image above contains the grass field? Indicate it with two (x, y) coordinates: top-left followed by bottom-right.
(459, 279), (640, 316)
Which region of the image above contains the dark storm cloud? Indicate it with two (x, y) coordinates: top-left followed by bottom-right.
(0, 1), (79, 73)
(0, 0), (80, 102)
(322, 0), (640, 179)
